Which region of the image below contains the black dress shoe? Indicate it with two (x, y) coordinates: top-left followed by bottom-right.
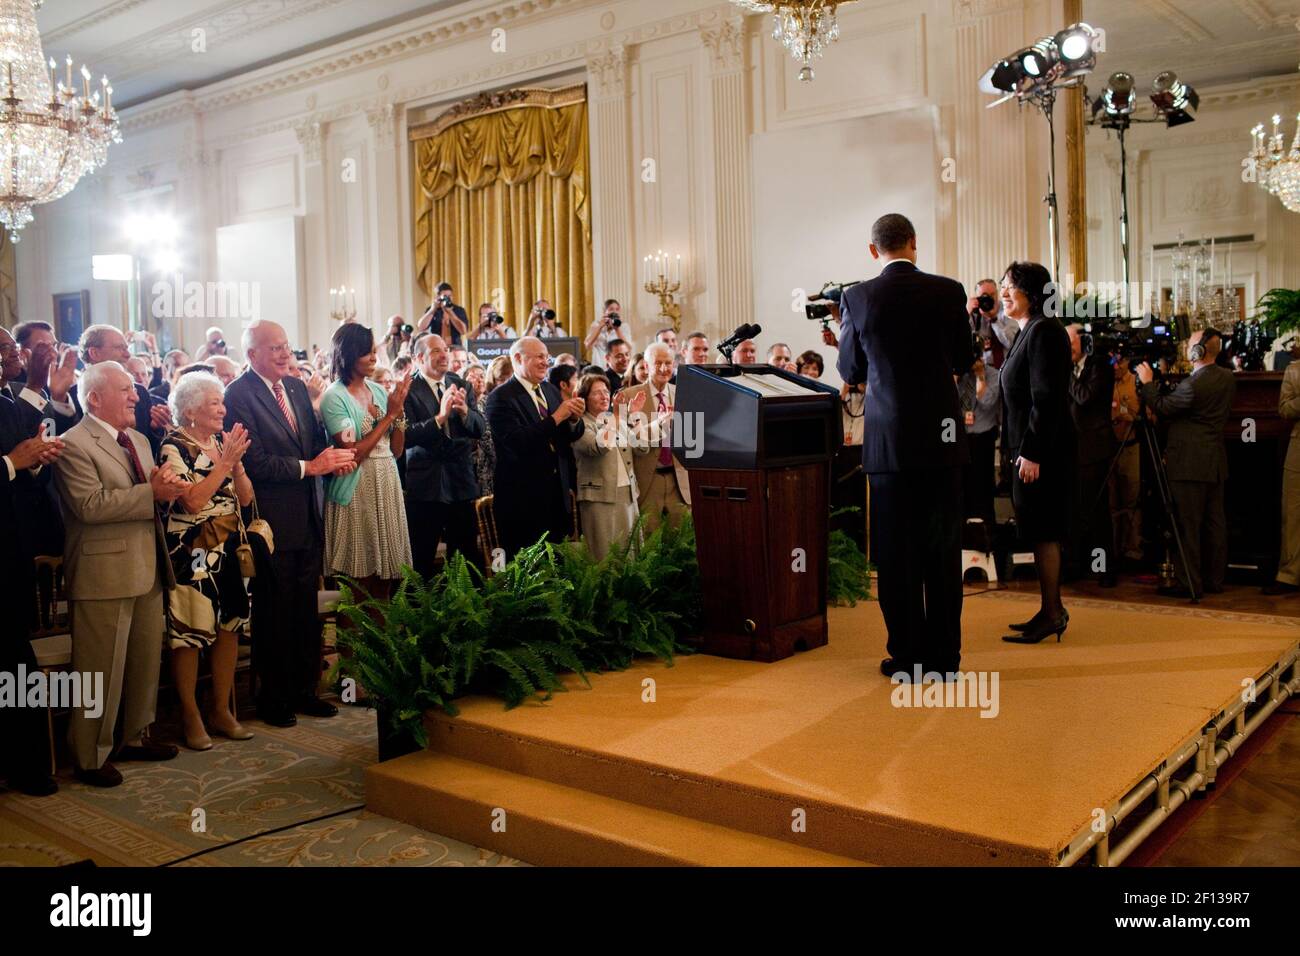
(75, 765), (123, 788)
(1003, 610), (1069, 644)
(116, 740), (179, 761)
(1008, 610), (1046, 632)
(295, 697), (339, 718)
(256, 705), (298, 728)
(8, 774), (58, 797)
(1261, 581), (1297, 596)
(879, 658), (915, 679)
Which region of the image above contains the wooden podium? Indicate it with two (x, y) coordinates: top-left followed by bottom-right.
(673, 364), (843, 662)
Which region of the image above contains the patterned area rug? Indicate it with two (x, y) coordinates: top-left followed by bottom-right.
(0, 702), (526, 867)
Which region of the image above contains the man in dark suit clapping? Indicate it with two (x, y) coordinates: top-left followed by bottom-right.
(1137, 328), (1236, 598)
(485, 336), (585, 559)
(223, 320), (355, 727)
(404, 333), (486, 576)
(836, 213), (974, 678)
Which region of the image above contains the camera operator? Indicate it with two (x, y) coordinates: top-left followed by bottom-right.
(526, 299), (566, 338)
(382, 314), (414, 364)
(470, 302), (517, 340)
(194, 326), (228, 361)
(418, 282), (469, 346)
(1066, 325), (1118, 587)
(966, 279), (1016, 369)
(1135, 328), (1236, 597)
(1110, 356), (1144, 566)
(585, 299), (631, 366)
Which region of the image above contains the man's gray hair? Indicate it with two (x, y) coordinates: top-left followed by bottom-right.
(169, 371), (225, 427)
(78, 324), (121, 360)
(81, 360), (129, 404)
(645, 341), (674, 365)
(415, 333), (445, 357)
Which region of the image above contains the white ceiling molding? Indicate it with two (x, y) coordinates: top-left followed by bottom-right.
(1135, 0), (1213, 43)
(41, 0), (155, 45)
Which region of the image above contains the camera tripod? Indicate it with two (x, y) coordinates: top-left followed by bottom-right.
(1099, 378), (1199, 602)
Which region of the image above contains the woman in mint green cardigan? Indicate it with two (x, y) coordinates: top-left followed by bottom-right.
(320, 323), (414, 599)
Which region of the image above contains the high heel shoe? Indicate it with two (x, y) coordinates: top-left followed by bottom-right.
(1002, 610), (1069, 644)
(1008, 611), (1045, 633)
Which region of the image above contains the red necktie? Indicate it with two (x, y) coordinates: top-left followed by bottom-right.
(273, 381), (298, 435)
(116, 432), (147, 484)
(657, 390), (672, 467)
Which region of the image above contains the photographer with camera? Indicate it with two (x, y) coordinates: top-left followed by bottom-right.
(470, 302), (517, 340)
(967, 279), (1016, 369)
(1135, 328), (1236, 598)
(418, 282), (469, 346)
(195, 327), (228, 362)
(585, 299), (631, 366)
(382, 315), (414, 364)
(1065, 324), (1118, 588)
(526, 299), (566, 339)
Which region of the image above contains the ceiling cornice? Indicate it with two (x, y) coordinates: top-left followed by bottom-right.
(41, 0), (154, 45)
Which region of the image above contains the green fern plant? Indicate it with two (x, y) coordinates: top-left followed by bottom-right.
(828, 507), (873, 606)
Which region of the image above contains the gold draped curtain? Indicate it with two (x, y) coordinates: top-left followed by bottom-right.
(412, 93), (592, 338)
(0, 234), (16, 329)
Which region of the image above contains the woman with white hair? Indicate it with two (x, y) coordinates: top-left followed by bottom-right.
(160, 372), (256, 750)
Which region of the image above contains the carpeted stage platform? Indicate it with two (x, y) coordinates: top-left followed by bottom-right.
(367, 593), (1300, 866)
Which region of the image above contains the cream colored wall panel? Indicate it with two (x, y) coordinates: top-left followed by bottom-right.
(763, 9), (926, 130)
(226, 153), (301, 222)
(1153, 154), (1253, 236)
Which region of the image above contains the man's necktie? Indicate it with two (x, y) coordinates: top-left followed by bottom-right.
(273, 381), (298, 435)
(116, 432), (147, 484)
(532, 385), (549, 420)
(0, 385), (13, 403)
(657, 390), (672, 467)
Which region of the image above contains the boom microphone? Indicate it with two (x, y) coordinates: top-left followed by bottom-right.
(717, 323), (762, 355)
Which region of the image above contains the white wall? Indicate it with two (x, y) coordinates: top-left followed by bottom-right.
(751, 108), (940, 386)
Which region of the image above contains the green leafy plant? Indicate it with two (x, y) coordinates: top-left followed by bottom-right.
(1254, 288), (1300, 337)
(828, 507), (873, 606)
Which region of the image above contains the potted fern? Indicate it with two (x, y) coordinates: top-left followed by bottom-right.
(1255, 287), (1300, 339)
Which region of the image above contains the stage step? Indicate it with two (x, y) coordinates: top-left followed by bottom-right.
(366, 751), (869, 867)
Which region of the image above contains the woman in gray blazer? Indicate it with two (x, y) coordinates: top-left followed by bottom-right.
(573, 373), (644, 560)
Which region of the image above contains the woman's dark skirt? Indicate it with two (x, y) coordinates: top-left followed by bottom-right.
(1010, 447), (1077, 545)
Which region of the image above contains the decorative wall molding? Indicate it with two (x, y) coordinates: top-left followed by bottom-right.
(699, 14), (746, 73)
(951, 0), (1030, 24)
(586, 45), (629, 99)
(366, 103), (398, 149)
(295, 120), (325, 163)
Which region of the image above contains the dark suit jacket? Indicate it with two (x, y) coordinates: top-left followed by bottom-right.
(1068, 354), (1118, 466)
(222, 370), (328, 552)
(836, 260), (973, 473)
(484, 376), (583, 536)
(68, 380), (165, 458)
(1000, 315), (1075, 464)
(1, 393), (46, 631)
(403, 371), (485, 504)
(1142, 364), (1236, 483)
(1, 386), (66, 558)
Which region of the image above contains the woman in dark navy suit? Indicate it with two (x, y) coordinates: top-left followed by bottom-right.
(998, 261), (1076, 644)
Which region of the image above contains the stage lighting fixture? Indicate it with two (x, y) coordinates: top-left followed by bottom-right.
(1091, 72), (1136, 121)
(1150, 71), (1198, 127)
(1053, 22), (1097, 74)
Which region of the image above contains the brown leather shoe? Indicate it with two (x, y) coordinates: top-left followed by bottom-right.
(116, 739), (179, 761)
(75, 764), (123, 788)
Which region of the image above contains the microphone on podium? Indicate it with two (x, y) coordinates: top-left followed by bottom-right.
(717, 323), (762, 364)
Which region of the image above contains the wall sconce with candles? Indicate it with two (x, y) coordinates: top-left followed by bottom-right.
(330, 286), (357, 323)
(642, 250), (682, 334)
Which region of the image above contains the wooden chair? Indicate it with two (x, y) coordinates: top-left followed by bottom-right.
(474, 495), (499, 575)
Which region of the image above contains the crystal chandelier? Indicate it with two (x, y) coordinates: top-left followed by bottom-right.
(1247, 112), (1300, 213)
(0, 0), (120, 242)
(731, 0), (858, 82)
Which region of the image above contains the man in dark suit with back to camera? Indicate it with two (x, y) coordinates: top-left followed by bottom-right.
(1136, 328), (1236, 598)
(223, 320), (356, 727)
(836, 213), (974, 679)
(1066, 323), (1118, 587)
(404, 333), (486, 576)
(485, 336), (585, 559)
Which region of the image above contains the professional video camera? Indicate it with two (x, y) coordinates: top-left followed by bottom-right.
(1227, 319), (1274, 371)
(1080, 316), (1182, 366)
(804, 280), (865, 327)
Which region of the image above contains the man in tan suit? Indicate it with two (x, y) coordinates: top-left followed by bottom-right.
(54, 362), (184, 787)
(623, 342), (691, 534)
